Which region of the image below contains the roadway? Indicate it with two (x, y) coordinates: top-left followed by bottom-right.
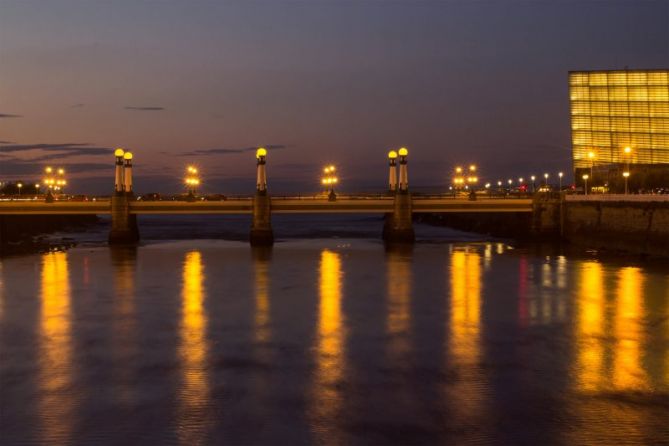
(0, 197), (533, 215)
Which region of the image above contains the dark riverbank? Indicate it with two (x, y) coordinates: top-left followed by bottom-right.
(0, 214), (99, 256)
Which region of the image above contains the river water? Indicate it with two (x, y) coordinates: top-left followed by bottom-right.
(1, 215), (668, 445)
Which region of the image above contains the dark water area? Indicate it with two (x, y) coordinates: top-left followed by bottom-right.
(1, 216), (668, 445)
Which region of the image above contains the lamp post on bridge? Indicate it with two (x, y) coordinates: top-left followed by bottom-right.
(322, 165), (338, 201)
(185, 165), (200, 201)
(558, 172), (563, 191)
(388, 151), (398, 193)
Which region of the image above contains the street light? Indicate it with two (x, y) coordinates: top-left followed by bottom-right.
(543, 173), (549, 186)
(321, 165), (338, 201)
(558, 172), (563, 190)
(17, 182), (22, 196)
(530, 175), (536, 193)
(185, 165), (201, 198)
(623, 171), (630, 195)
(582, 174), (589, 195)
(588, 151), (596, 180)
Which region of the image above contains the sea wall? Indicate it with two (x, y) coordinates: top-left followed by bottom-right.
(561, 195), (669, 257)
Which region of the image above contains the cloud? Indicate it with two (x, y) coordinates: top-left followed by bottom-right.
(70, 103), (85, 108)
(0, 142), (115, 162)
(0, 159), (111, 176)
(0, 140), (15, 144)
(0, 113), (22, 118)
(180, 144), (288, 156)
(124, 106), (164, 111)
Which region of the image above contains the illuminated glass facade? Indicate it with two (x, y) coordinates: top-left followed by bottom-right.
(569, 70), (669, 170)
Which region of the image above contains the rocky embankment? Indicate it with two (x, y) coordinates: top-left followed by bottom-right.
(0, 214), (99, 256)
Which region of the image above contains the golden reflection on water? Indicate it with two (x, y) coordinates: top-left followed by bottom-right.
(39, 251), (73, 444)
(386, 248), (411, 359)
(310, 249), (345, 442)
(575, 262), (652, 393)
(450, 249), (481, 361)
(576, 261), (605, 392)
(448, 248), (484, 419)
(111, 248), (137, 405)
(613, 267), (646, 390)
(178, 251), (209, 445)
(254, 249), (271, 344)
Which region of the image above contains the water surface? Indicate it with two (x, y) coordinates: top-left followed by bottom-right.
(1, 231), (668, 445)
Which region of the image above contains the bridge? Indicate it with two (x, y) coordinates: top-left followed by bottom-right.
(0, 148), (533, 245)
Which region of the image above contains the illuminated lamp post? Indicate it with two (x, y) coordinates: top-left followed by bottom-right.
(388, 151), (398, 192)
(44, 166), (55, 202)
(582, 174), (589, 195)
(398, 147), (409, 192)
(543, 173), (549, 187)
(453, 166), (465, 192)
(17, 182), (22, 196)
(530, 175), (536, 193)
(321, 165), (338, 201)
(558, 172), (563, 191)
(185, 165), (200, 200)
(623, 171), (630, 195)
(588, 151), (596, 183)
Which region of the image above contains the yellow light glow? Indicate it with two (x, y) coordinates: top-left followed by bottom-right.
(39, 252), (72, 444)
(310, 250), (345, 441)
(624, 146), (632, 154)
(388, 150), (398, 159)
(123, 152), (133, 160)
(114, 148), (125, 157)
(398, 147), (408, 156)
(582, 174), (589, 180)
(623, 171), (630, 178)
(58, 168), (64, 175)
(469, 164), (476, 172)
(576, 261), (604, 392)
(256, 147), (267, 158)
(455, 166), (462, 173)
(449, 249), (482, 418)
(178, 251), (209, 444)
(45, 167), (52, 174)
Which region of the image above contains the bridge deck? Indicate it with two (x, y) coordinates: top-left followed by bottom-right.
(0, 198), (533, 215)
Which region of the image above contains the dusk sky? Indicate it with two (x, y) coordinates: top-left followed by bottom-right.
(1, 0), (667, 194)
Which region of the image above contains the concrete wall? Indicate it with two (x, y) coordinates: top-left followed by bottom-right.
(563, 197), (669, 256)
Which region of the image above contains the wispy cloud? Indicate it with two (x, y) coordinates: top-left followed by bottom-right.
(0, 140), (15, 144)
(124, 106), (164, 111)
(70, 103), (85, 108)
(0, 142), (115, 162)
(0, 113), (22, 118)
(180, 144), (288, 156)
(0, 159), (111, 176)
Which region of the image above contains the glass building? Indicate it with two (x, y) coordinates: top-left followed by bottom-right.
(569, 69), (669, 189)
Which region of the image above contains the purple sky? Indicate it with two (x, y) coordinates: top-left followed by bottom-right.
(1, 0), (667, 194)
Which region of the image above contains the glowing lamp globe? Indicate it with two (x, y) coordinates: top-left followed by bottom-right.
(256, 147), (267, 158)
(388, 150), (398, 159)
(124, 152), (133, 160)
(114, 148), (125, 157)
(398, 147), (408, 157)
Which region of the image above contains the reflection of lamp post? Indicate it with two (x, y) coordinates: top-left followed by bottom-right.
(623, 171), (630, 195)
(582, 174), (589, 195)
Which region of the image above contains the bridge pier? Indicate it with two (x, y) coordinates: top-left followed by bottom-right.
(383, 148), (415, 244)
(250, 148), (274, 246)
(109, 149), (140, 245)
